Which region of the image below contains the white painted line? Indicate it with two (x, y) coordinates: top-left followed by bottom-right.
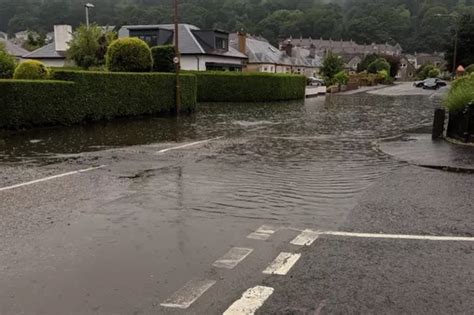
(0, 165), (106, 193)
(160, 279), (216, 309)
(290, 229), (319, 246)
(213, 247), (253, 269)
(247, 225), (278, 241)
(320, 231), (474, 242)
(157, 137), (223, 154)
(223, 286), (274, 315)
(263, 252), (301, 276)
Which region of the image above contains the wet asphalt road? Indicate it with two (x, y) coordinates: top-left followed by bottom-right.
(1, 83), (471, 314)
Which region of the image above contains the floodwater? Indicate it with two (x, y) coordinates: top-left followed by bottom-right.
(0, 90), (443, 314)
(0, 92), (440, 228)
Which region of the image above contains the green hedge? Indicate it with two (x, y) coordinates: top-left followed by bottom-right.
(0, 71), (197, 129)
(193, 72), (306, 102)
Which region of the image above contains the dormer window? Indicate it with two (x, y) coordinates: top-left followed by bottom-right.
(216, 37), (228, 50)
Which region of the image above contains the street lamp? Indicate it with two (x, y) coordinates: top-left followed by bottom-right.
(435, 13), (459, 77)
(173, 0), (181, 114)
(85, 3), (95, 28)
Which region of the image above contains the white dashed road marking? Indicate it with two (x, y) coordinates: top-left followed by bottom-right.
(290, 229), (319, 246)
(223, 286), (274, 315)
(0, 165), (106, 192)
(157, 137), (223, 154)
(263, 252), (301, 275)
(320, 231), (474, 242)
(247, 225), (278, 240)
(213, 247), (254, 269)
(160, 279), (216, 309)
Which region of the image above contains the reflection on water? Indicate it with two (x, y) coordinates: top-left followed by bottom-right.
(0, 94), (440, 227)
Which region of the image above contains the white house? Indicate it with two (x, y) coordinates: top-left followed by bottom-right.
(119, 24), (248, 71)
(22, 25), (73, 67)
(0, 38), (29, 60)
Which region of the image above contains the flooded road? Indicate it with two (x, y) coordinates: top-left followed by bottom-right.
(0, 86), (443, 314)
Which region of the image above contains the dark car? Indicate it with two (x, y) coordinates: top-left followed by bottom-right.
(422, 78), (447, 90)
(414, 78), (447, 89)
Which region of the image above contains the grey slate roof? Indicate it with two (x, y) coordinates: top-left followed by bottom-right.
(0, 39), (29, 58)
(229, 34), (321, 68)
(23, 43), (65, 59)
(119, 24), (247, 59)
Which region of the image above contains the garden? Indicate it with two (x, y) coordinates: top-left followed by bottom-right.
(0, 25), (305, 129)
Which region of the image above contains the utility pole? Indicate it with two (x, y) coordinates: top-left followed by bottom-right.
(173, 0), (181, 115)
(85, 3), (95, 28)
(435, 13), (460, 77)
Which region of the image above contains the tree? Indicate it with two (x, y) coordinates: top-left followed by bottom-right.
(367, 58), (391, 74)
(358, 54), (378, 72)
(320, 52), (345, 84)
(445, 12), (474, 72)
(0, 42), (16, 78)
(67, 24), (116, 69)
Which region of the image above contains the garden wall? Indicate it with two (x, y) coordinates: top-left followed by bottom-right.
(193, 72), (306, 102)
(0, 71), (197, 129)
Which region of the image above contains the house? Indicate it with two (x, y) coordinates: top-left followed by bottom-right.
(282, 37), (403, 57)
(119, 24), (247, 71)
(415, 52), (446, 70)
(22, 25), (73, 67)
(229, 33), (321, 77)
(0, 38), (29, 60)
(340, 54), (363, 72)
(398, 55), (417, 81)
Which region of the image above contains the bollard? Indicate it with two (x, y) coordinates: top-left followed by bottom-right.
(432, 108), (445, 140)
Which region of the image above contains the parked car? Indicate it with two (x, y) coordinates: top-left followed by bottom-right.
(422, 78), (447, 90)
(413, 78), (447, 89)
(308, 77), (325, 86)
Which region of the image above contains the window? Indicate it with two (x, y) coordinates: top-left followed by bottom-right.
(138, 35), (158, 47)
(263, 66), (268, 72)
(215, 37), (228, 50)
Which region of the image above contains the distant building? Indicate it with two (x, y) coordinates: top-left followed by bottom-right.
(229, 32), (321, 77)
(415, 52), (446, 70)
(119, 24), (247, 71)
(23, 25), (73, 67)
(0, 31), (8, 40)
(0, 38), (29, 60)
(398, 55), (417, 80)
(282, 37), (403, 57)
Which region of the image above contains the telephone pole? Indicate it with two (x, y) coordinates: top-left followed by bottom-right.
(173, 0), (181, 115)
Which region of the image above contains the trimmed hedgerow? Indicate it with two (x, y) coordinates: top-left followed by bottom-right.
(193, 72), (306, 102)
(151, 45), (176, 72)
(52, 70), (196, 119)
(0, 80), (79, 128)
(444, 73), (474, 113)
(106, 37), (153, 72)
(0, 70), (197, 129)
(13, 60), (50, 80)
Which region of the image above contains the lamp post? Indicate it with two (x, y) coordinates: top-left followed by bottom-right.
(85, 3), (95, 28)
(435, 13), (460, 77)
(173, 0), (181, 115)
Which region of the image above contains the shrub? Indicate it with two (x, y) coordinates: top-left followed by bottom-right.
(106, 37), (152, 72)
(13, 60), (49, 80)
(151, 45), (175, 72)
(0, 43), (16, 78)
(444, 74), (474, 113)
(67, 24), (117, 69)
(465, 64), (474, 74)
(380, 54), (401, 78)
(334, 71), (349, 85)
(0, 71), (197, 129)
(320, 52), (345, 84)
(417, 63), (440, 80)
(428, 68), (441, 78)
(367, 58), (390, 74)
(193, 72), (306, 102)
(357, 54), (378, 73)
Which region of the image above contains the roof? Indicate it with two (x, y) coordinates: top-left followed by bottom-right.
(0, 39), (29, 57)
(120, 24), (247, 59)
(229, 34), (321, 68)
(23, 43), (65, 59)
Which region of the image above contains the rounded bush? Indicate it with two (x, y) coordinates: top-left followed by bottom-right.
(106, 38), (152, 72)
(367, 58), (390, 74)
(465, 64), (474, 74)
(13, 60), (50, 80)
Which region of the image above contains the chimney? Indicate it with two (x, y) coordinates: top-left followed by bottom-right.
(237, 31), (247, 54)
(54, 25), (73, 52)
(282, 40), (293, 57)
(309, 43), (316, 59)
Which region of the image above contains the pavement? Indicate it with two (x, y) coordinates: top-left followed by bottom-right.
(377, 133), (474, 172)
(0, 83), (473, 314)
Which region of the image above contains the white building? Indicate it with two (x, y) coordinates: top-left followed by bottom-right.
(22, 25), (73, 67)
(119, 24), (247, 71)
